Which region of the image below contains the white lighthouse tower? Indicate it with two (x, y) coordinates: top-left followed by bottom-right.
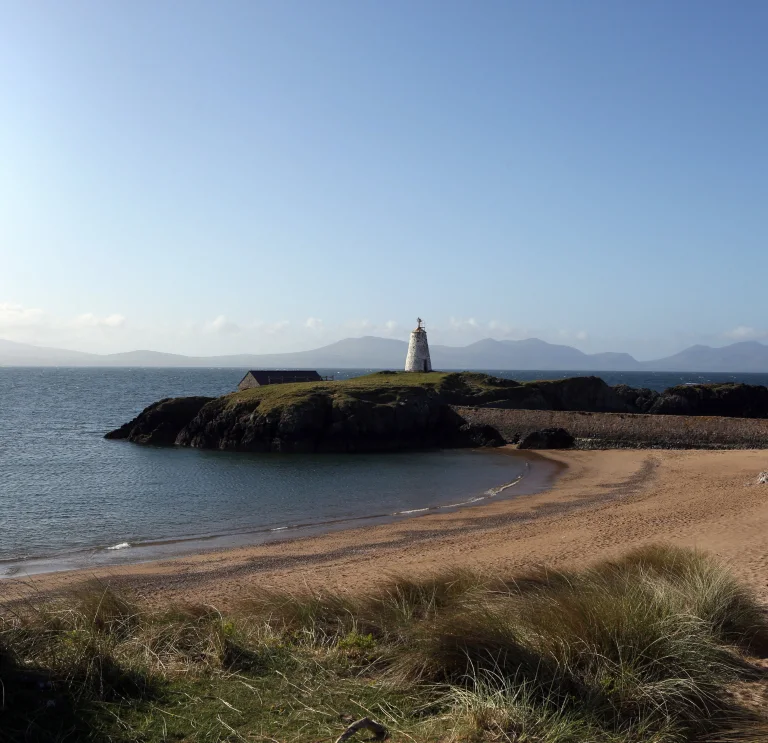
(405, 318), (433, 372)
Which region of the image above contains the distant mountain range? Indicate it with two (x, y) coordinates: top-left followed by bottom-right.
(4, 336), (768, 373)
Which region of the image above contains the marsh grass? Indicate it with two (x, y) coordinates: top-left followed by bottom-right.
(1, 547), (767, 742)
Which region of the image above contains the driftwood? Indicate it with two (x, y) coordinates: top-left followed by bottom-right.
(335, 716), (388, 742)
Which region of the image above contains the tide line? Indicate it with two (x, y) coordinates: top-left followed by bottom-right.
(391, 464), (529, 516)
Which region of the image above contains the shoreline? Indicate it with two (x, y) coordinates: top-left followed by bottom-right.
(0, 447), (560, 580)
(5, 448), (768, 609)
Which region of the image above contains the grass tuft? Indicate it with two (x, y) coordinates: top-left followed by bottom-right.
(1, 546), (767, 742)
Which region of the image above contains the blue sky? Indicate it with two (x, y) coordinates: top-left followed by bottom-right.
(1, 1), (767, 359)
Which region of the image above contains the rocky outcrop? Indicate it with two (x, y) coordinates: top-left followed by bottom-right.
(518, 428), (575, 450)
(104, 373), (768, 453)
(427, 373), (639, 412)
(438, 407), (507, 448)
(649, 384), (768, 418)
(107, 389), (478, 453)
(470, 376), (639, 413)
(613, 384), (659, 413)
(175, 389), (455, 453)
(105, 375), (632, 453)
(577, 381), (768, 419)
(104, 396), (214, 445)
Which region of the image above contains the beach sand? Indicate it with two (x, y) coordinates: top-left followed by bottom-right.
(6, 448), (768, 608)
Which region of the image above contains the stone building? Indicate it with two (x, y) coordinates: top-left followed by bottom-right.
(237, 370), (323, 391)
(404, 318), (433, 372)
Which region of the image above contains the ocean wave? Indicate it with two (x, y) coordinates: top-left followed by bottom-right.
(484, 472), (525, 497)
(392, 468), (529, 515)
(106, 542), (131, 550)
(394, 507), (431, 515)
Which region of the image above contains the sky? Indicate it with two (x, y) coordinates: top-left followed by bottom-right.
(1, 1), (767, 361)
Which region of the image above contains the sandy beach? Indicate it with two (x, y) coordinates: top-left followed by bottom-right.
(6, 448), (768, 609)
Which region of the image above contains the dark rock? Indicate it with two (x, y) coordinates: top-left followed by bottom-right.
(106, 373), (768, 456)
(649, 384), (768, 418)
(104, 396), (214, 445)
(518, 428), (575, 450)
(174, 388), (459, 453)
(536, 377), (632, 413)
(475, 376), (637, 413)
(102, 375), (645, 455)
(455, 424), (506, 448)
(613, 384), (659, 413)
(438, 407), (505, 448)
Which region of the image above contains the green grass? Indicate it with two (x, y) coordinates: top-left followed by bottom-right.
(218, 370), (528, 417)
(2, 546), (768, 742)
(218, 370), (615, 417)
(216, 371), (488, 414)
(227, 371), (445, 413)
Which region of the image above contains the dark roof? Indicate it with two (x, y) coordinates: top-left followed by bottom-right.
(243, 370), (323, 385)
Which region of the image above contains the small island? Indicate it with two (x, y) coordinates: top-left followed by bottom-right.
(106, 371), (768, 452)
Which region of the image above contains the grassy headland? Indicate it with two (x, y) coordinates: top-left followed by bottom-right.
(106, 372), (768, 450)
(108, 371), (637, 451)
(223, 370), (519, 412)
(3, 545), (768, 742)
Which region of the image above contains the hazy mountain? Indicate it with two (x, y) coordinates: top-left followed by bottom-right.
(3, 336), (768, 372)
(0, 338), (96, 365)
(642, 341), (768, 373)
(425, 338), (641, 371)
(0, 337), (411, 369)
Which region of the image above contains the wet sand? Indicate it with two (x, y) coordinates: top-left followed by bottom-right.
(5, 448), (768, 608)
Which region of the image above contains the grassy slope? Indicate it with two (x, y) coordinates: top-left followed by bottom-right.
(219, 371), (517, 414)
(2, 546), (768, 743)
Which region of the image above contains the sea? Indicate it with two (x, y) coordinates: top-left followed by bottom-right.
(3, 367), (768, 577)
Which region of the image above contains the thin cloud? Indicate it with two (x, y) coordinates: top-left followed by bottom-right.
(73, 313), (126, 328)
(488, 320), (529, 339)
(0, 302), (47, 328)
(345, 319), (399, 336)
(203, 315), (241, 334)
(724, 326), (768, 341)
(0, 302), (126, 331)
(249, 319), (290, 335)
(449, 317), (479, 330)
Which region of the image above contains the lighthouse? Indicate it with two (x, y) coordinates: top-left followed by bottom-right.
(404, 318), (433, 372)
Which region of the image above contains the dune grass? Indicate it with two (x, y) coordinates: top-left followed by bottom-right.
(2, 546), (768, 742)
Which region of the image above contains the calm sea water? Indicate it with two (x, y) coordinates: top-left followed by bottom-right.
(3, 367), (767, 576)
(0, 368), (529, 575)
